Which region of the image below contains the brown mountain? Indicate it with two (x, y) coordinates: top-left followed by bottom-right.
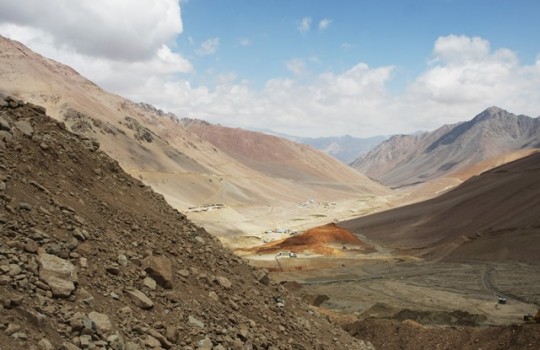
(0, 98), (372, 349)
(181, 118), (383, 189)
(351, 107), (540, 188)
(0, 35), (389, 238)
(341, 151), (540, 263)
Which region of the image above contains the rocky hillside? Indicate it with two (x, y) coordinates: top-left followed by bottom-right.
(342, 151), (540, 263)
(0, 98), (373, 349)
(0, 36), (389, 238)
(351, 107), (540, 188)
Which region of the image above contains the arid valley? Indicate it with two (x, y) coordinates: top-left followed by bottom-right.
(1, 5), (540, 348)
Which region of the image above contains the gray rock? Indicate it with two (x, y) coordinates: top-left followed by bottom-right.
(60, 342), (80, 350)
(148, 329), (173, 349)
(196, 337), (213, 350)
(88, 311), (112, 334)
(188, 315), (204, 329)
(72, 228), (86, 241)
(142, 255), (173, 289)
(5, 323), (21, 335)
(0, 117), (10, 131)
(214, 276), (232, 290)
(117, 254), (128, 267)
(145, 334), (161, 348)
(143, 276), (156, 290)
(14, 120), (33, 136)
(19, 202), (33, 211)
(0, 130), (12, 144)
(126, 289), (153, 309)
(177, 269), (190, 277)
(208, 291), (219, 302)
(124, 341), (141, 350)
(107, 332), (125, 350)
(254, 270), (270, 286)
(8, 264), (22, 277)
(38, 338), (54, 350)
(24, 239), (39, 253)
(11, 332), (27, 339)
(37, 253), (78, 298)
(79, 335), (92, 348)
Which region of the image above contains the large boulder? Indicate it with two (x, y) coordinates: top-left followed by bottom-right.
(37, 253), (78, 297)
(142, 255), (173, 289)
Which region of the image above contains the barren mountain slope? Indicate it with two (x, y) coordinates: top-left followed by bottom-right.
(0, 35), (389, 214)
(0, 99), (372, 349)
(393, 148), (540, 206)
(182, 119), (388, 194)
(351, 107), (540, 188)
(341, 151), (540, 263)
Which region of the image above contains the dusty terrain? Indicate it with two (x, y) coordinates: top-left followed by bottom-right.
(247, 232), (540, 349)
(239, 153), (540, 349)
(0, 98), (375, 349)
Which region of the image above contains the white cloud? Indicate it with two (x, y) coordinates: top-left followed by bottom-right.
(238, 38), (252, 47)
(196, 37), (220, 56)
(1, 11), (539, 139)
(149, 35), (540, 137)
(298, 17), (311, 33)
(341, 43), (355, 50)
(0, 0), (183, 61)
(431, 35), (491, 65)
(400, 35), (540, 130)
(0, 1), (193, 105)
(286, 58), (307, 76)
(319, 18), (332, 30)
(409, 35), (521, 106)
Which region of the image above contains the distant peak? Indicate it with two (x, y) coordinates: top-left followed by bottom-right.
(472, 106), (512, 123)
(485, 106), (506, 114)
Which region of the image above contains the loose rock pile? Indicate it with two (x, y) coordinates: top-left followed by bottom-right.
(0, 97), (373, 349)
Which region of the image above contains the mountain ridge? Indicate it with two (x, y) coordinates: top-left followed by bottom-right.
(351, 106), (540, 188)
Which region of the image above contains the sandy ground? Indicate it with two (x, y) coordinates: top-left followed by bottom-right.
(186, 194), (397, 249)
(267, 256), (539, 326)
(188, 166), (540, 328)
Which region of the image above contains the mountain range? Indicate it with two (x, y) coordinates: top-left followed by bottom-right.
(257, 129), (387, 163)
(351, 107), (540, 188)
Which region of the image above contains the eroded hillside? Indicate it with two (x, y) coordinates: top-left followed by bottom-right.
(0, 98), (373, 349)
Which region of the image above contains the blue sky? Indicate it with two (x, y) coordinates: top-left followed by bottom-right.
(1, 0), (540, 137)
(177, 0), (540, 91)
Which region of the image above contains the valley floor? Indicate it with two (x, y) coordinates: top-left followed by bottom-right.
(187, 189), (539, 327)
(273, 258), (539, 326)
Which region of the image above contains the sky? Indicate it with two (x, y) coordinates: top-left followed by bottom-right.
(0, 0), (539, 137)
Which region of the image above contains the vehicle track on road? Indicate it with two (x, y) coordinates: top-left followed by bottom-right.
(481, 265), (536, 305)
